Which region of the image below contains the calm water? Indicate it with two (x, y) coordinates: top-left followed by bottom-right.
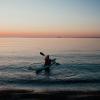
(0, 38), (100, 91)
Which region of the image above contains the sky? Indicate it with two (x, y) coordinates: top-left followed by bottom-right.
(0, 0), (100, 38)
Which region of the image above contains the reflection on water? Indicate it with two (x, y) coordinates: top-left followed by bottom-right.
(0, 38), (100, 56)
(0, 38), (100, 65)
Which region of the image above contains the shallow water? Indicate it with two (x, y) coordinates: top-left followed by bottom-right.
(0, 38), (100, 91)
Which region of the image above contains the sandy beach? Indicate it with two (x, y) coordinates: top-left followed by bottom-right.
(0, 89), (100, 100)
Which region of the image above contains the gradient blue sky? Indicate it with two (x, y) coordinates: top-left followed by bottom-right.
(0, 0), (100, 37)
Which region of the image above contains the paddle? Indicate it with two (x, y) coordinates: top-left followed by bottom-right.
(40, 52), (45, 56)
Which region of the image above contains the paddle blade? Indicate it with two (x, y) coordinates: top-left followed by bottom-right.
(40, 52), (45, 56)
(55, 63), (60, 65)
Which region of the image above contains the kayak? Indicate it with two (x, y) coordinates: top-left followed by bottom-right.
(28, 59), (60, 74)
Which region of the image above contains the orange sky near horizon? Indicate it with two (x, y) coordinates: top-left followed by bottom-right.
(0, 31), (99, 38)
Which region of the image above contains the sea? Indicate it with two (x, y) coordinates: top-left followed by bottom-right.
(0, 38), (100, 92)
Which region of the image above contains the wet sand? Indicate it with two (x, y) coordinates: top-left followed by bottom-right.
(0, 89), (100, 100)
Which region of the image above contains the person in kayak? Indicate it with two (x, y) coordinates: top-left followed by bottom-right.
(44, 55), (52, 75)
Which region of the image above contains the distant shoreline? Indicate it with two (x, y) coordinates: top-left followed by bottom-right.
(0, 37), (100, 38)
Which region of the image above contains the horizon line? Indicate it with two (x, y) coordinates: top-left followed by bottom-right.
(0, 36), (100, 38)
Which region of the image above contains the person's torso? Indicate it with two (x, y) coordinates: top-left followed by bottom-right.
(45, 59), (51, 65)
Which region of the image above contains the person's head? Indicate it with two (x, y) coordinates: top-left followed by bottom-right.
(46, 55), (49, 59)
